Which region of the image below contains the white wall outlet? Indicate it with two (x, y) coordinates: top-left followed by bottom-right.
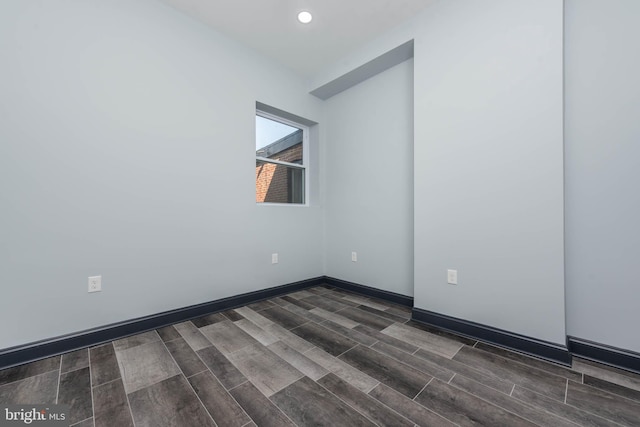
(88, 276), (102, 293)
(351, 251), (357, 262)
(447, 269), (458, 285)
(272, 253), (278, 264)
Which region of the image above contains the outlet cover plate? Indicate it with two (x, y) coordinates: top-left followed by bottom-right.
(88, 276), (102, 293)
(447, 270), (458, 285)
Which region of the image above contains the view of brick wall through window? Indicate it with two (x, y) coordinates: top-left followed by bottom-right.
(256, 129), (303, 203)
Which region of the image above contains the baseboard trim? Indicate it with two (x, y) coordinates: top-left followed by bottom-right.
(412, 308), (572, 366)
(323, 277), (414, 307)
(17, 276), (640, 374)
(0, 277), (324, 370)
(568, 336), (640, 374)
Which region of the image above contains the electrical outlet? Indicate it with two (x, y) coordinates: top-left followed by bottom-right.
(447, 269), (458, 285)
(272, 253), (278, 264)
(351, 252), (357, 262)
(88, 276), (102, 293)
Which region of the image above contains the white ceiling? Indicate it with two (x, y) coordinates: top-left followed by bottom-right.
(159, 0), (434, 78)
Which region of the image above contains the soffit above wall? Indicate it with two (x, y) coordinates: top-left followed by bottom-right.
(310, 40), (413, 100)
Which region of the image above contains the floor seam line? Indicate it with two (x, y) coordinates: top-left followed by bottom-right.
(86, 349), (95, 427)
(158, 338), (218, 427)
(412, 377), (433, 401)
(55, 355), (62, 405)
(119, 342), (138, 427)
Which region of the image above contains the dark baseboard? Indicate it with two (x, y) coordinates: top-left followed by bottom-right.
(568, 336), (640, 374)
(9, 274), (638, 375)
(412, 308), (572, 366)
(0, 276), (324, 371)
(323, 277), (414, 307)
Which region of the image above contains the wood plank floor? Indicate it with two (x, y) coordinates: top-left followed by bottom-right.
(2, 285), (640, 426)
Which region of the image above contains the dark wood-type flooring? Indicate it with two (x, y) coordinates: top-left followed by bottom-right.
(2, 285), (640, 426)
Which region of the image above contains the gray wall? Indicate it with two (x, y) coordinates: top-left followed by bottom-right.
(412, 0), (566, 344)
(0, 0), (323, 350)
(5, 0), (639, 357)
(564, 0), (640, 353)
(314, 0), (640, 352)
(324, 60), (414, 297)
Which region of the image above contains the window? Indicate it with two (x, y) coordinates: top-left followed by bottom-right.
(255, 111), (308, 205)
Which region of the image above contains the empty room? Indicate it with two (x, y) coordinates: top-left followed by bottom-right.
(1, 0), (639, 426)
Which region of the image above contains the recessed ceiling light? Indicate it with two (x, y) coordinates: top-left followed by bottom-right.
(297, 11), (312, 24)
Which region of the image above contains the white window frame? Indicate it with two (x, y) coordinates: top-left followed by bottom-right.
(256, 110), (309, 206)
